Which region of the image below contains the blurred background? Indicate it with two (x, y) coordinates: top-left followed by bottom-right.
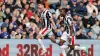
(0, 0), (100, 39)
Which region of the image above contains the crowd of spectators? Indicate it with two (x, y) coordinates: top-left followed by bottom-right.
(0, 0), (100, 39)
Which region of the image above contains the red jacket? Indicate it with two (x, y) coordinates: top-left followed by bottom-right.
(27, 12), (33, 19)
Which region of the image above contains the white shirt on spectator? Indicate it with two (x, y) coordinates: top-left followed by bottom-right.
(10, 35), (16, 39)
(86, 4), (98, 15)
(25, 22), (30, 28)
(91, 24), (100, 34)
(20, 13), (24, 19)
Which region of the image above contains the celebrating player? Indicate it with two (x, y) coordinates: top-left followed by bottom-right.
(36, 1), (57, 55)
(56, 8), (88, 56)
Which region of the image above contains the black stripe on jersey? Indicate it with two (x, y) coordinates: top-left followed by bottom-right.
(64, 16), (72, 34)
(67, 19), (70, 26)
(46, 11), (51, 28)
(43, 18), (45, 28)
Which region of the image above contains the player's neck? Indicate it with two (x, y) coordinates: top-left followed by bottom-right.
(42, 8), (46, 12)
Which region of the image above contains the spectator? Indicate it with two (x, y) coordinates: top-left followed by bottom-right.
(26, 8), (33, 19)
(61, 0), (68, 8)
(1, 18), (9, 28)
(14, 1), (22, 13)
(1, 4), (5, 13)
(76, 30), (88, 39)
(56, 26), (64, 38)
(87, 30), (93, 39)
(5, 8), (12, 21)
(91, 20), (100, 36)
(7, 23), (15, 34)
(10, 30), (16, 39)
(24, 4), (29, 11)
(18, 24), (23, 34)
(30, 2), (36, 12)
(21, 19), (26, 29)
(0, 7), (5, 20)
(57, 15), (64, 27)
(32, 12), (40, 23)
(82, 15), (91, 28)
(0, 18), (3, 27)
(56, 19), (60, 29)
(70, 0), (79, 15)
(86, 2), (98, 16)
(20, 9), (27, 19)
(74, 15), (84, 31)
(89, 11), (98, 26)
(21, 29), (27, 39)
(0, 0), (4, 5)
(29, 22), (37, 34)
(29, 32), (34, 39)
(15, 33), (21, 39)
(0, 27), (10, 39)
(11, 17), (18, 29)
(77, 1), (87, 16)
(52, 13), (56, 24)
(5, 0), (13, 12)
(92, 0), (97, 6)
(12, 9), (20, 18)
(15, 0), (22, 9)
(97, 36), (100, 40)
(24, 16), (30, 28)
(83, 0), (88, 6)
(21, 0), (27, 8)
(15, 28), (21, 39)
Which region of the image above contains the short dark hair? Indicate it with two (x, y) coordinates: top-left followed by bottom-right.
(1, 27), (6, 31)
(15, 34), (19, 36)
(37, 1), (45, 7)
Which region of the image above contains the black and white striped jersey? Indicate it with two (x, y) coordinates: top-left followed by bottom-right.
(41, 10), (52, 29)
(64, 11), (73, 34)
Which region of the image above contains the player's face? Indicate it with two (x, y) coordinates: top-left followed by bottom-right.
(38, 4), (44, 11)
(37, 7), (41, 13)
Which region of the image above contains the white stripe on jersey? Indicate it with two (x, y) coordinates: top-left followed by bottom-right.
(41, 10), (52, 28)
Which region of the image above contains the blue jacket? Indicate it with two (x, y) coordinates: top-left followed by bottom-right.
(0, 32), (11, 39)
